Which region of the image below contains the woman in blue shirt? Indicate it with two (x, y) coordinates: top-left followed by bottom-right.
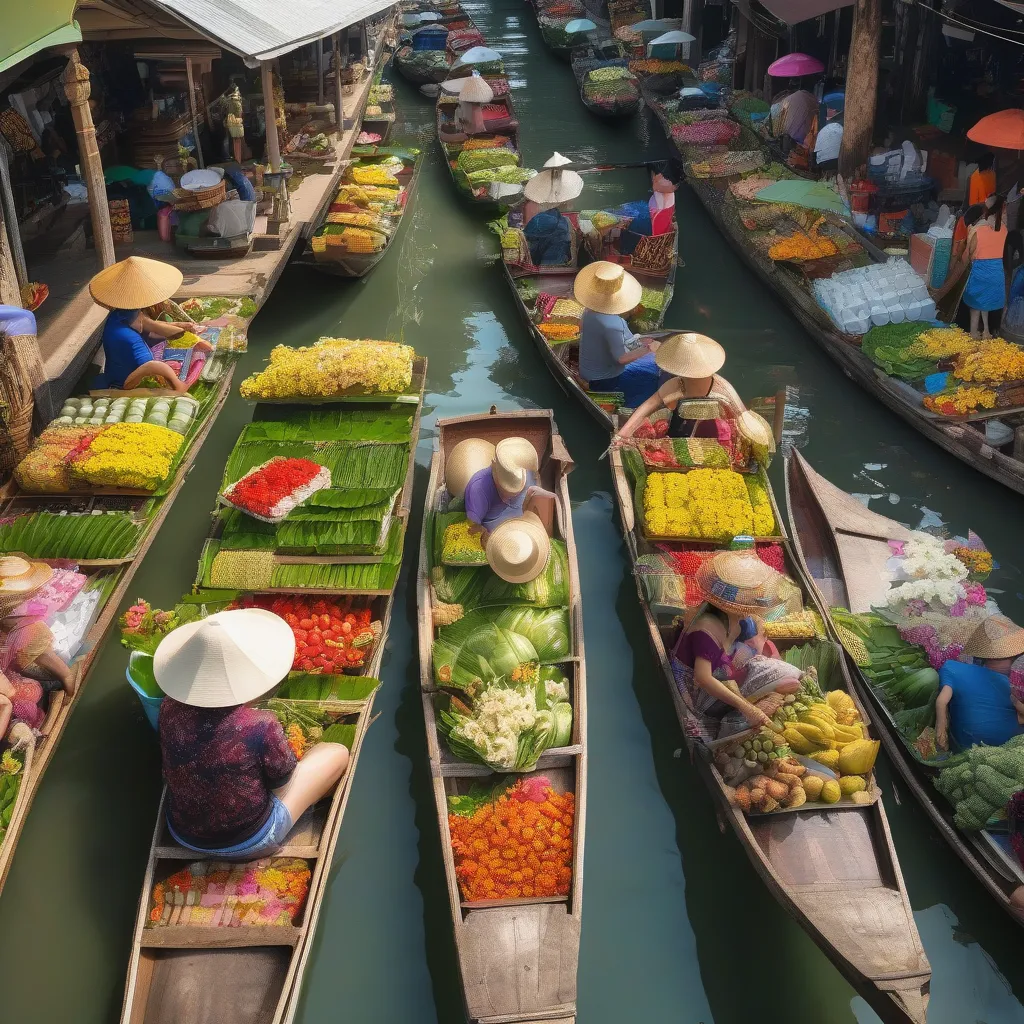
(89, 256), (211, 391)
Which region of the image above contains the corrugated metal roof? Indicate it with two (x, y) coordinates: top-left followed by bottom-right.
(146, 0), (397, 61)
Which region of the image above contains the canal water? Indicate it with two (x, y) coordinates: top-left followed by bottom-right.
(3, 2), (1024, 1021)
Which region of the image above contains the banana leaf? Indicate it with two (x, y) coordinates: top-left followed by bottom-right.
(495, 606), (572, 662)
(431, 540), (570, 609)
(275, 674), (379, 701)
(245, 405), (414, 443)
(320, 722), (358, 748)
(275, 515), (390, 554)
(0, 510), (145, 559)
(291, 487), (398, 511)
(433, 616), (539, 689)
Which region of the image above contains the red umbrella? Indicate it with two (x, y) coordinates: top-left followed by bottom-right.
(968, 109), (1024, 150)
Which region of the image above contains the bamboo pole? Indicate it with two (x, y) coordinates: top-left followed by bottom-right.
(63, 50), (115, 269)
(261, 60), (282, 172)
(184, 57), (205, 169)
(0, 144), (26, 295)
(333, 35), (345, 133)
(839, 0), (881, 180)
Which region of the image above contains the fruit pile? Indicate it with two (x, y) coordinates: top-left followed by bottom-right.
(221, 456), (331, 522)
(238, 595), (379, 672)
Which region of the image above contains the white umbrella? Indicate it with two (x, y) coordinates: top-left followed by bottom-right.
(452, 46), (502, 69)
(649, 30), (695, 45)
(565, 18), (598, 33)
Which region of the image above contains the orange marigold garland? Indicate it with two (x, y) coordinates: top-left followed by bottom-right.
(448, 776), (575, 902)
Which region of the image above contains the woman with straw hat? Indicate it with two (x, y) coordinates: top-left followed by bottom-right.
(672, 550), (798, 733)
(89, 256), (212, 392)
(574, 261), (662, 409)
(155, 609), (350, 857)
(935, 613), (1024, 753)
(461, 436), (556, 541)
(612, 331), (753, 444)
(486, 512), (551, 584)
(455, 71), (493, 135)
(522, 153), (583, 268)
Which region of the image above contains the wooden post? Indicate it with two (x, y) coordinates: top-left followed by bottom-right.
(839, 0), (881, 180)
(184, 57), (204, 169)
(333, 35), (345, 132)
(0, 145), (27, 291)
(317, 42), (325, 105)
(63, 50), (115, 269)
(0, 200), (21, 306)
(261, 60), (281, 172)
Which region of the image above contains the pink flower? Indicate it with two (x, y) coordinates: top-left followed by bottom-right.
(906, 599), (928, 617)
(950, 599), (967, 617)
(964, 582), (987, 606)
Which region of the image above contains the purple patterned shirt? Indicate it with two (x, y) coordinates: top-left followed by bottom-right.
(159, 699), (297, 847)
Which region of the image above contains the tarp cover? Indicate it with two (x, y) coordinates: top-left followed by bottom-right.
(756, 0), (853, 25)
(754, 178), (847, 214)
(1, 4), (81, 74)
(147, 0), (397, 62)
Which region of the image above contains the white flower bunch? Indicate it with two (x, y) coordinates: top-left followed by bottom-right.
(899, 534), (969, 584)
(882, 577), (965, 609)
(450, 685), (537, 771)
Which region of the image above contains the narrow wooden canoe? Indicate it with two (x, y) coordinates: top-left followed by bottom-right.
(0, 368), (234, 897)
(607, 450), (931, 1023)
(570, 48), (641, 120)
(785, 449), (1024, 928)
(417, 408), (586, 1024)
(120, 366), (426, 1024)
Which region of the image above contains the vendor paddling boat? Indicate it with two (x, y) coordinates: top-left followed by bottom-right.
(120, 345), (426, 1024)
(785, 450), (1024, 928)
(417, 409), (586, 1024)
(607, 422), (930, 1022)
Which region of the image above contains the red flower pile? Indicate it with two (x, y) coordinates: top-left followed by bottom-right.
(223, 457), (327, 521)
(237, 595), (377, 673)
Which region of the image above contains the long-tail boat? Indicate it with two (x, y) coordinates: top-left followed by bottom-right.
(417, 408), (586, 1024)
(571, 43), (641, 119)
(785, 449), (1024, 927)
(119, 355), (426, 1024)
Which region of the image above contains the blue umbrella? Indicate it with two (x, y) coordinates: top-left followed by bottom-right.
(565, 18), (598, 33)
(632, 18), (681, 33)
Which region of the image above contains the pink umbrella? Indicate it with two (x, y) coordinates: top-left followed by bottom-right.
(767, 52), (825, 77)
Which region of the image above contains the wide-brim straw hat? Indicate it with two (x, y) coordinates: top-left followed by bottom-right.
(524, 167), (584, 204)
(695, 549), (792, 615)
(89, 256), (183, 310)
(459, 71), (493, 103)
(573, 261), (642, 316)
(0, 555), (53, 615)
(492, 436), (539, 493)
(153, 608), (295, 708)
(737, 409), (775, 449)
(964, 614), (1024, 661)
(655, 332), (726, 379)
(486, 511), (551, 583)
(446, 437), (496, 499)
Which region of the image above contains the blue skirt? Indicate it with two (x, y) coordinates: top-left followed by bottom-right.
(963, 258), (1006, 312)
(588, 352), (663, 409)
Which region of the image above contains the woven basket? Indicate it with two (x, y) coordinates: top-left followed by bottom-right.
(0, 333), (35, 478)
(630, 229), (676, 275)
(172, 180), (226, 211)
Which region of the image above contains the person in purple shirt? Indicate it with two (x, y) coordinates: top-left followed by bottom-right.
(154, 608), (350, 858)
(464, 436), (557, 540)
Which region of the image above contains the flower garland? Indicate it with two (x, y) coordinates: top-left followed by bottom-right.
(923, 385), (997, 415)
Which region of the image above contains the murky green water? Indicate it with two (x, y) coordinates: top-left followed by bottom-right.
(3, 3), (1024, 1022)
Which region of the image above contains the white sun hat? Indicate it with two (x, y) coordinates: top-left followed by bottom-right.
(458, 71), (494, 103)
(523, 152), (584, 203)
(491, 436), (540, 493)
(486, 512), (551, 583)
(153, 608), (295, 708)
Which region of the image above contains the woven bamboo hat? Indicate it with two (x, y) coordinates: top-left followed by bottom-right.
(491, 436), (539, 494)
(737, 409), (775, 448)
(153, 608), (295, 708)
(446, 438), (496, 500)
(573, 261), (642, 315)
(0, 556), (53, 615)
(89, 256), (183, 310)
(655, 332), (726, 378)
(486, 512), (550, 583)
(695, 549), (791, 615)
(459, 71), (494, 103)
(964, 614), (1024, 661)
(524, 152), (584, 204)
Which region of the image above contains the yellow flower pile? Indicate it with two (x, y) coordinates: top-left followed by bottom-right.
(905, 326), (975, 359)
(923, 385), (998, 415)
(744, 473), (777, 536)
(71, 423), (183, 491)
(953, 338), (1024, 383)
(240, 338), (414, 399)
(643, 468), (772, 540)
(350, 165), (399, 187)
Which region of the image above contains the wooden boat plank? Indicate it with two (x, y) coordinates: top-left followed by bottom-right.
(139, 926), (302, 949)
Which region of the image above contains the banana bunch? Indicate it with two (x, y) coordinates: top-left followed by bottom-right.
(782, 697), (865, 758)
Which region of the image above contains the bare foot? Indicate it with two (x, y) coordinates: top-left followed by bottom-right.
(62, 663), (80, 699)
(982, 331), (994, 340)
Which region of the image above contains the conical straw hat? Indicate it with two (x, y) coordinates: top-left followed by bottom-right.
(153, 608), (295, 708)
(544, 152), (574, 168)
(459, 71), (494, 103)
(491, 436), (539, 493)
(695, 549), (792, 615)
(486, 512), (551, 583)
(655, 332), (726, 378)
(445, 438), (496, 499)
(0, 555), (53, 615)
(524, 166), (584, 204)
(573, 261), (642, 315)
(736, 409), (775, 448)
(89, 256), (183, 310)
(964, 614), (1024, 660)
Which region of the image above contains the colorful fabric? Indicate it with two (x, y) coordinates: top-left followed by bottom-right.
(159, 699), (297, 848)
(940, 660), (1022, 751)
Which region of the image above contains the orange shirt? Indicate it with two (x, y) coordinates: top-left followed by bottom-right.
(972, 222), (1008, 261)
(969, 168), (996, 207)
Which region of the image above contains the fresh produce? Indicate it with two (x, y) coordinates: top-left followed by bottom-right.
(768, 218), (839, 261)
(350, 164), (400, 186)
(839, 775), (867, 795)
(953, 338), (1024, 384)
(441, 519), (487, 565)
(642, 468), (776, 540)
(239, 338), (414, 399)
(448, 775), (575, 901)
(820, 779), (841, 804)
(121, 600), (201, 656)
(457, 148), (519, 175)
(221, 457), (331, 522)
(838, 739), (880, 775)
(924, 385), (998, 415)
(935, 735), (1024, 830)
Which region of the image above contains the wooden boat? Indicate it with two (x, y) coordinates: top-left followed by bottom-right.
(417, 408), (586, 1024)
(570, 44), (641, 119)
(785, 449), (1024, 928)
(0, 368), (235, 896)
(120, 362), (426, 1024)
(606, 446), (930, 1022)
(300, 144), (423, 278)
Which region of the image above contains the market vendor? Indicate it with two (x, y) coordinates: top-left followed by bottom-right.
(812, 112), (843, 175)
(89, 256), (212, 392)
(935, 614), (1024, 752)
(574, 261), (662, 408)
(155, 609), (350, 857)
(672, 550), (795, 734)
(0, 557), (80, 743)
(766, 88), (817, 149)
(486, 512), (551, 584)
(460, 436), (557, 541)
(456, 72), (493, 135)
(522, 154), (584, 267)
(612, 331), (749, 442)
(969, 152), (997, 207)
(961, 195), (1008, 339)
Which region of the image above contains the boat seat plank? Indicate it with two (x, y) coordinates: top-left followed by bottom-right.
(140, 925), (301, 949)
(461, 904), (579, 1020)
(154, 805), (327, 860)
(134, 948), (289, 1024)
